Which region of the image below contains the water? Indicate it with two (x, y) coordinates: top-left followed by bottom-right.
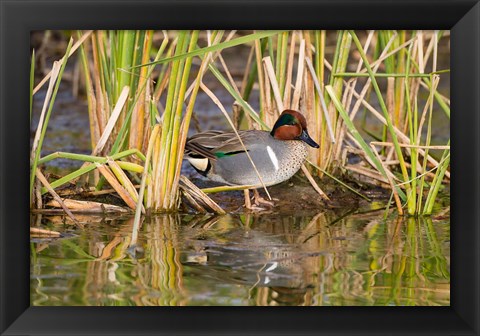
(30, 32), (450, 307)
(30, 212), (450, 306)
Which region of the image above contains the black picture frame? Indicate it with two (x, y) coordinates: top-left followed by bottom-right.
(1, 0), (479, 335)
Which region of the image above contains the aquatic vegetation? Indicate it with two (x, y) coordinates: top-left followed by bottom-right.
(30, 30), (450, 216)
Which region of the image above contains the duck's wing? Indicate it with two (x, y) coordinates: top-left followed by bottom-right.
(213, 131), (259, 156)
(185, 130), (257, 159)
(185, 131), (225, 159)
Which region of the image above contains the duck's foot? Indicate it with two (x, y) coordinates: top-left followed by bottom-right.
(253, 189), (275, 208)
(243, 189), (262, 211)
(243, 189), (277, 211)
(242, 189), (268, 211)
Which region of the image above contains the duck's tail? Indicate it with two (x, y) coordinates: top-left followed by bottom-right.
(184, 139), (216, 176)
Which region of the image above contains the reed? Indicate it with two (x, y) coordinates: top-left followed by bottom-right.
(151, 31), (199, 211)
(30, 38), (73, 206)
(321, 31), (450, 215)
(30, 50), (35, 122)
(96, 30), (284, 212)
(30, 30), (449, 216)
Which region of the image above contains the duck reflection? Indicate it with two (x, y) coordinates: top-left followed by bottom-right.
(30, 210), (450, 306)
(179, 213), (328, 305)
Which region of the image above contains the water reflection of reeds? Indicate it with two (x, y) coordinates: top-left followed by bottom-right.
(134, 215), (185, 306)
(30, 212), (449, 306)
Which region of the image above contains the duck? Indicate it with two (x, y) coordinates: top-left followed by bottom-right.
(185, 109), (319, 208)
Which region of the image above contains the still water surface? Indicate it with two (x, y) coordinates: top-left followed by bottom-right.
(30, 34), (450, 307)
(31, 211), (450, 306)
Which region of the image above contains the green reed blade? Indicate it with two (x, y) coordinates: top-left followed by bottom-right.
(326, 85), (406, 200)
(130, 31), (286, 69)
(209, 63), (267, 130)
(349, 31), (410, 203)
(30, 39), (74, 203)
(423, 146), (450, 215)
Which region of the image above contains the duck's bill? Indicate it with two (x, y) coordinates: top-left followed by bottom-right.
(298, 130), (320, 148)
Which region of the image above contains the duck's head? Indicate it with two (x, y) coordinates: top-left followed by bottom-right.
(270, 110), (319, 148)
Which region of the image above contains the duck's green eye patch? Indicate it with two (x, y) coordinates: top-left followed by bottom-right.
(271, 112), (303, 137)
(215, 150), (249, 158)
(278, 113), (296, 126)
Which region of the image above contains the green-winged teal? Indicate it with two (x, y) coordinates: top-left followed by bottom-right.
(185, 110), (319, 191)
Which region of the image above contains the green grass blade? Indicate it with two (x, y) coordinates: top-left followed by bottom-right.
(39, 149), (145, 194)
(325, 85), (406, 200)
(209, 63), (268, 129)
(130, 30), (287, 69)
(118, 30), (135, 100)
(349, 30), (410, 202)
(30, 39), (74, 203)
(404, 41), (417, 214)
(38, 149), (145, 165)
(423, 147), (450, 215)
(108, 40), (167, 155)
(41, 164), (97, 194)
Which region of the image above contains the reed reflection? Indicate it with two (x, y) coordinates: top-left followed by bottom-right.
(30, 211), (450, 306)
